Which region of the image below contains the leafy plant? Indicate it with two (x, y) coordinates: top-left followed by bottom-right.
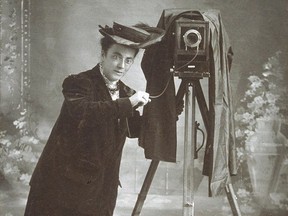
(235, 51), (287, 162)
(0, 109), (42, 188)
(233, 51), (288, 213)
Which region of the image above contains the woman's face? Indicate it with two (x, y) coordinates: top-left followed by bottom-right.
(101, 44), (137, 82)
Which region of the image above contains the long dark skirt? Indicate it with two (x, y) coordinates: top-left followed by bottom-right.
(24, 178), (116, 216)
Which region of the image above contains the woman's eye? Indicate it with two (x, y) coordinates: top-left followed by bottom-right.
(125, 59), (133, 65)
(111, 55), (133, 65)
(112, 55), (119, 60)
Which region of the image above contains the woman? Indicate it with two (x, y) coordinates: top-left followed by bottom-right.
(24, 24), (154, 216)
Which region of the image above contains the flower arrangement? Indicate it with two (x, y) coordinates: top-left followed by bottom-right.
(235, 51), (287, 165)
(233, 51), (288, 214)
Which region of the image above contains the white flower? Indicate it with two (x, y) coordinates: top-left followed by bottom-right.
(263, 62), (272, 70)
(16, 121), (27, 129)
(247, 96), (266, 111)
(235, 128), (245, 138)
(241, 112), (254, 124)
(20, 173), (31, 185)
(3, 163), (19, 176)
(253, 95), (266, 105)
(266, 92), (279, 104)
(20, 109), (27, 115)
(248, 75), (263, 91)
(236, 147), (245, 158)
(8, 149), (22, 160)
(269, 82), (277, 89)
(245, 89), (255, 97)
(0, 138), (12, 147)
(22, 151), (38, 162)
(244, 129), (255, 137)
(29, 136), (39, 145)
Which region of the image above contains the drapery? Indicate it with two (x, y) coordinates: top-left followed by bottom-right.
(139, 9), (237, 196)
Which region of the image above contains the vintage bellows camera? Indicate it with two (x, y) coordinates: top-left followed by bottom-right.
(173, 18), (210, 78)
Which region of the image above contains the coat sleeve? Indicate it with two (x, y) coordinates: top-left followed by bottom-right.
(126, 110), (142, 138)
(62, 74), (134, 122)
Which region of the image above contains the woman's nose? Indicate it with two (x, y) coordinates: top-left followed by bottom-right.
(117, 59), (125, 69)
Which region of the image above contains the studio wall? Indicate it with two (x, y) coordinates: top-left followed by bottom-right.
(1, 0), (287, 215)
(28, 0), (287, 139)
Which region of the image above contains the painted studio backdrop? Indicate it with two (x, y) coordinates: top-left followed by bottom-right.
(0, 0), (287, 215)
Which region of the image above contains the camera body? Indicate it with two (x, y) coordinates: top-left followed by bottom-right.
(173, 19), (210, 77)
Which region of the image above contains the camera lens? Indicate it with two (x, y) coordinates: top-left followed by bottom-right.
(187, 33), (198, 44)
(183, 29), (202, 48)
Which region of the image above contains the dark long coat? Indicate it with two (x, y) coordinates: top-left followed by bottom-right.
(24, 65), (141, 216)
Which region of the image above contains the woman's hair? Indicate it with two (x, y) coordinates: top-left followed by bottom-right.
(100, 36), (139, 56)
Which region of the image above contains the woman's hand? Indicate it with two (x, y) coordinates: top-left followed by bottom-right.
(129, 91), (151, 108)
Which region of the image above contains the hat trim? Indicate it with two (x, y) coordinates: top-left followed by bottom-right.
(99, 22), (165, 49)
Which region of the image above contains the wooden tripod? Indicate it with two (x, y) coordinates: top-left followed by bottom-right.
(131, 75), (242, 216)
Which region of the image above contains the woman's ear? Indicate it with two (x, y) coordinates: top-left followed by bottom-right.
(101, 50), (105, 58)
(100, 50), (105, 63)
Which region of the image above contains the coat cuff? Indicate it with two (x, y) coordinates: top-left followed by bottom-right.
(117, 98), (133, 118)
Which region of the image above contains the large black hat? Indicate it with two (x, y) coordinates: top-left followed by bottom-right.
(99, 22), (165, 49)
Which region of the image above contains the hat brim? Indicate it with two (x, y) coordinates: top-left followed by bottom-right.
(99, 28), (141, 48)
(99, 22), (165, 49)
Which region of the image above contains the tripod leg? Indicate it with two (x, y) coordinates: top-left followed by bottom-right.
(194, 79), (209, 131)
(131, 160), (160, 216)
(225, 183), (242, 216)
(183, 82), (196, 216)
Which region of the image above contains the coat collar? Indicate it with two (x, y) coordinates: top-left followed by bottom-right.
(88, 64), (134, 99)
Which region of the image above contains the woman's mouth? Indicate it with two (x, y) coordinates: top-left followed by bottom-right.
(114, 70), (123, 75)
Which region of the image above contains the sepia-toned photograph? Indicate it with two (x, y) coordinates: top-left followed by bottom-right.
(0, 0), (287, 215)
